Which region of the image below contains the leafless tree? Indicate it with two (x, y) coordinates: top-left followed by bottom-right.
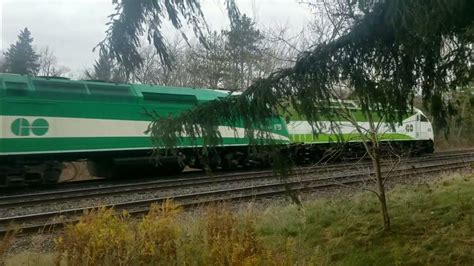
(327, 84), (396, 230)
(261, 26), (311, 71)
(132, 39), (198, 87)
(132, 45), (163, 84)
(129, 17), (304, 91)
(38, 46), (69, 77)
(184, 33), (229, 89)
(289, 0), (399, 230)
(300, 0), (360, 43)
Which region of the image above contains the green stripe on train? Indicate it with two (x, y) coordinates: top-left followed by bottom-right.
(1, 99), (177, 121)
(284, 105), (412, 122)
(289, 133), (413, 143)
(0, 136), (289, 154)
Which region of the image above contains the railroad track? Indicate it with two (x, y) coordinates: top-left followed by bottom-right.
(0, 151), (471, 209)
(8, 148), (472, 193)
(0, 151), (472, 234)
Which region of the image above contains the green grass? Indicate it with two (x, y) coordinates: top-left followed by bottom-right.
(3, 174), (473, 265)
(258, 174), (474, 265)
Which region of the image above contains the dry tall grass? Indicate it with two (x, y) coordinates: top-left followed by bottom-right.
(54, 200), (287, 265)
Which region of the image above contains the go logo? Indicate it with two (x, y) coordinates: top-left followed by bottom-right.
(11, 118), (49, 136)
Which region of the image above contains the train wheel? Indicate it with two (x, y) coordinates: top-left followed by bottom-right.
(87, 160), (118, 179)
(42, 161), (63, 185)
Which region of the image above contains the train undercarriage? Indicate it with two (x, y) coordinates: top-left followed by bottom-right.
(0, 140), (434, 188)
(0, 160), (62, 188)
(83, 139), (435, 179)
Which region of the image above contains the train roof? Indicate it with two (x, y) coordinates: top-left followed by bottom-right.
(0, 73), (231, 103)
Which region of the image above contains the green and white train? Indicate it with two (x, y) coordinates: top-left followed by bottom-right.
(286, 101), (434, 162)
(0, 73), (434, 187)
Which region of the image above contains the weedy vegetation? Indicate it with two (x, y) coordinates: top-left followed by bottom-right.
(259, 173), (474, 265)
(2, 174), (473, 265)
(53, 200), (282, 265)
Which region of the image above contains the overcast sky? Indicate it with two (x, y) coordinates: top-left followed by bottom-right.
(0, 0), (313, 75)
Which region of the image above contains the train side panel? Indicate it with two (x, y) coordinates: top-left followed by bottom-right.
(0, 74), (289, 159)
(286, 104), (434, 157)
(0, 73), (291, 185)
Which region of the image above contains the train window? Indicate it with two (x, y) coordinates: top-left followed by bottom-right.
(33, 80), (87, 95)
(87, 84), (135, 102)
(4, 82), (29, 97)
(420, 115), (429, 122)
(142, 92), (198, 105)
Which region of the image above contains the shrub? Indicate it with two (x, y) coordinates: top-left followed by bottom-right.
(193, 204), (285, 265)
(54, 207), (133, 265)
(134, 201), (182, 265)
(54, 201), (287, 265)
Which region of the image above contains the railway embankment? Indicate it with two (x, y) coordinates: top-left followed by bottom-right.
(2, 171), (473, 265)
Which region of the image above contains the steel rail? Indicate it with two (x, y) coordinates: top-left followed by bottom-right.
(0, 151), (472, 209)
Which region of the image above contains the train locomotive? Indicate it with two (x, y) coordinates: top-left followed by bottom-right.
(0, 73), (434, 187)
(286, 101), (435, 162)
(0, 73), (289, 187)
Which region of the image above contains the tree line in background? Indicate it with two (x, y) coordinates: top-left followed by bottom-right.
(86, 13), (304, 91)
(0, 28), (70, 77)
(436, 85), (474, 146)
(0, 16), (301, 91)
